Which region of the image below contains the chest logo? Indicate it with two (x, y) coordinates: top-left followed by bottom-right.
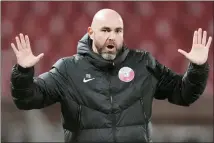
(118, 67), (135, 82)
(83, 74), (95, 83)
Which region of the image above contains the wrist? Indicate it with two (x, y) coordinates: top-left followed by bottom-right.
(190, 62), (209, 70)
(17, 64), (34, 73)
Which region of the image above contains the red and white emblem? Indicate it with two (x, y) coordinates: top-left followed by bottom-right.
(118, 67), (135, 82)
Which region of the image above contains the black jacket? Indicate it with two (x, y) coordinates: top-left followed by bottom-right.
(11, 34), (209, 143)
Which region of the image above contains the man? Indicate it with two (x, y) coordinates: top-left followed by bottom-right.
(10, 9), (212, 142)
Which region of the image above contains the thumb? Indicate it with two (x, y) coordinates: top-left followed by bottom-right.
(178, 49), (188, 58)
(35, 53), (44, 61)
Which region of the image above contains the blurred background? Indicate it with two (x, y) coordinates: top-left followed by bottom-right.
(1, 1), (213, 142)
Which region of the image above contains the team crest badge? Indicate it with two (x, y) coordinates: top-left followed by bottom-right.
(118, 67), (135, 82)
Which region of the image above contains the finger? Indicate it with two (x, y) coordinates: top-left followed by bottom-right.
(25, 35), (31, 49)
(202, 31), (207, 46)
(206, 36), (212, 48)
(36, 53), (44, 61)
(15, 36), (22, 50)
(19, 33), (26, 48)
(34, 53), (44, 64)
(197, 28), (202, 44)
(11, 43), (19, 55)
(178, 49), (188, 57)
(192, 31), (197, 45)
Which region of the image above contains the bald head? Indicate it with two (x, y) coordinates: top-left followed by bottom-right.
(88, 9), (124, 61)
(91, 9), (123, 29)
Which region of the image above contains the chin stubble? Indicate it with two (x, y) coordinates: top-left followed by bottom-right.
(101, 53), (116, 60)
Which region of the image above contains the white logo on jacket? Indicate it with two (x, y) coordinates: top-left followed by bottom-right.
(83, 74), (95, 83)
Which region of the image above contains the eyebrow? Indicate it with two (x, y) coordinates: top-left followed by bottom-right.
(101, 26), (123, 30)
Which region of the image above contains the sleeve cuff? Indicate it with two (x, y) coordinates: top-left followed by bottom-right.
(190, 62), (209, 70)
(17, 65), (34, 73)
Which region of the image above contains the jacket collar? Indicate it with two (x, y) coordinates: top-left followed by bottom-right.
(77, 33), (129, 69)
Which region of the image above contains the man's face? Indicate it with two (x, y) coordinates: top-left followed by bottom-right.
(89, 15), (124, 60)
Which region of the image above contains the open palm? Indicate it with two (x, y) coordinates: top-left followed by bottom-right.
(11, 33), (44, 68)
(178, 28), (212, 65)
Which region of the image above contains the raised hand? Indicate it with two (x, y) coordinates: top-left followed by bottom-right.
(178, 28), (212, 65)
(11, 33), (44, 68)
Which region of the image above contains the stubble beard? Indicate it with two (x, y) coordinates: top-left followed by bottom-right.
(93, 41), (123, 61)
(95, 43), (120, 61)
(101, 53), (117, 60)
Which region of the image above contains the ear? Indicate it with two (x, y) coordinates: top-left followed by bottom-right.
(87, 27), (94, 40)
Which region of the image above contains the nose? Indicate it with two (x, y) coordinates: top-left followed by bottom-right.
(108, 31), (116, 40)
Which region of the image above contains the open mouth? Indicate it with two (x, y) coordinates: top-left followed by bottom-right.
(107, 45), (114, 49)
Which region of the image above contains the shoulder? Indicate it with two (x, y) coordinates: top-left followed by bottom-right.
(129, 49), (150, 58)
(128, 49), (156, 66)
(52, 54), (84, 69)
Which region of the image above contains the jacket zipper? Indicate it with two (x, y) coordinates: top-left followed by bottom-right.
(108, 64), (116, 143)
(110, 95), (116, 142)
(140, 98), (150, 142)
(78, 105), (82, 129)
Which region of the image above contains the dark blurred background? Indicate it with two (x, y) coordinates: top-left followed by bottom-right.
(1, 1), (213, 142)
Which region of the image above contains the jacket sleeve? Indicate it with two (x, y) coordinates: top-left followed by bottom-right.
(146, 52), (209, 106)
(10, 59), (68, 110)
